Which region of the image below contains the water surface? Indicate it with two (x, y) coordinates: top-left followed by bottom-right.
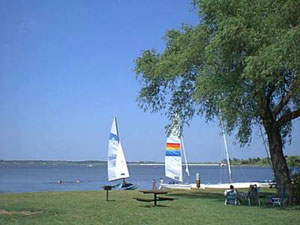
(0, 164), (273, 193)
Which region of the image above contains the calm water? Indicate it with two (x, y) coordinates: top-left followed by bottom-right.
(0, 164), (273, 193)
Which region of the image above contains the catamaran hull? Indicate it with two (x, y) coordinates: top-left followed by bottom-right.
(122, 183), (138, 190)
(160, 181), (270, 190)
(111, 183), (139, 190)
(191, 181), (270, 189)
(159, 183), (193, 190)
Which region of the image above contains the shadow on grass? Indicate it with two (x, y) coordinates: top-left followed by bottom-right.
(138, 204), (169, 208)
(169, 191), (224, 201)
(167, 190), (300, 210)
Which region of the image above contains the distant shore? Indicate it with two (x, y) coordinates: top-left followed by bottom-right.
(0, 160), (275, 167)
(0, 160), (219, 167)
(129, 163), (219, 166)
(2, 155), (298, 167)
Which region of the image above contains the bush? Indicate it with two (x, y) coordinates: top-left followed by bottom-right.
(292, 172), (300, 205)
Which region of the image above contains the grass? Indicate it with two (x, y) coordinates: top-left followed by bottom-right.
(1, 189), (300, 225)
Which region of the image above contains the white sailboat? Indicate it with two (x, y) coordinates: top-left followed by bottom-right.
(160, 121), (268, 190)
(107, 117), (138, 190)
(160, 120), (191, 190)
(191, 127), (268, 189)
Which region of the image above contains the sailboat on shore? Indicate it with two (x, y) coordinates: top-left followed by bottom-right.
(107, 117), (138, 190)
(159, 120), (191, 190)
(190, 127), (269, 189)
(160, 121), (269, 190)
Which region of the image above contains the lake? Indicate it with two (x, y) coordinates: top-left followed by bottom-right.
(0, 164), (273, 193)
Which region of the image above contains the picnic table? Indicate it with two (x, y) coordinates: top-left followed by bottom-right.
(135, 190), (175, 206)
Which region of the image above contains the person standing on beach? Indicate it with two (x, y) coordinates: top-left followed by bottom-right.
(158, 178), (164, 189)
(152, 179), (157, 190)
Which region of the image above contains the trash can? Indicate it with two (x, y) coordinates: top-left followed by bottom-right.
(196, 173), (201, 188)
(103, 185), (112, 201)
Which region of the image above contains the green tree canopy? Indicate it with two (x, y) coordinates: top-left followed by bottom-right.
(135, 0), (300, 203)
(136, 0), (300, 143)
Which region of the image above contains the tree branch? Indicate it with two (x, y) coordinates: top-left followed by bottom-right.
(273, 74), (300, 116)
(276, 108), (300, 128)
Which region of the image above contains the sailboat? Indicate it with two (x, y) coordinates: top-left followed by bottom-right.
(107, 117), (138, 190)
(191, 127), (269, 189)
(159, 120), (191, 190)
(160, 120), (268, 190)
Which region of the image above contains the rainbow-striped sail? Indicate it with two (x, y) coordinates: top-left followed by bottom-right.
(165, 123), (183, 182)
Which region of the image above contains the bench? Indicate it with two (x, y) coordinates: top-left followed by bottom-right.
(134, 198), (154, 202)
(157, 196), (175, 201)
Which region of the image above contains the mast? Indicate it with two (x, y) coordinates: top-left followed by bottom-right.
(181, 135), (190, 177)
(114, 117), (119, 144)
(259, 125), (274, 179)
(259, 125), (271, 160)
(221, 126), (232, 183)
(218, 111), (233, 183)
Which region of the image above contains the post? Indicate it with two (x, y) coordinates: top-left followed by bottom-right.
(196, 173), (201, 189)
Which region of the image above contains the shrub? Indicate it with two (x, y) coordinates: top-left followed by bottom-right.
(292, 172), (300, 205)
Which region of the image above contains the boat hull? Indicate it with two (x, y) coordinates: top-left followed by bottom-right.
(111, 183), (138, 190)
(122, 183), (138, 190)
(160, 181), (270, 190)
(191, 181), (270, 189)
(159, 183), (192, 190)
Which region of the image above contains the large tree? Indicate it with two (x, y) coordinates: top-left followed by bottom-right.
(134, 0), (300, 203)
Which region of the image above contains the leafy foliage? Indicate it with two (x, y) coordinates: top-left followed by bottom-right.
(135, 0), (300, 145)
(292, 172), (300, 204)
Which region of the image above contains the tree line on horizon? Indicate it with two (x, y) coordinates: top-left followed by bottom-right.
(1, 156), (299, 167)
(221, 155), (300, 167)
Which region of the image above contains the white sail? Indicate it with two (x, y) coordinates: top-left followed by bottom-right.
(108, 117), (129, 182)
(115, 142), (129, 178)
(165, 122), (183, 182)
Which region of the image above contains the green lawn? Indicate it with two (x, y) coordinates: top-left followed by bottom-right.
(1, 189), (299, 225)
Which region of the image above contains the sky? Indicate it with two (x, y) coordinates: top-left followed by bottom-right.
(0, 0), (299, 162)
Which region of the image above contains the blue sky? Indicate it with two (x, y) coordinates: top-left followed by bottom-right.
(0, 0), (299, 162)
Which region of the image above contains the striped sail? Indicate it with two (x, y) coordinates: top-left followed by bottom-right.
(165, 123), (183, 182)
(108, 117), (129, 181)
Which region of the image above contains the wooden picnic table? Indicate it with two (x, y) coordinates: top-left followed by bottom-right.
(138, 190), (172, 206)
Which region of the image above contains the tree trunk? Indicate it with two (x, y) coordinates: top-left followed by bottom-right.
(264, 123), (292, 204)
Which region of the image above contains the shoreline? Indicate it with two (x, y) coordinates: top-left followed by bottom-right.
(129, 163), (220, 166)
(0, 160), (272, 167)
